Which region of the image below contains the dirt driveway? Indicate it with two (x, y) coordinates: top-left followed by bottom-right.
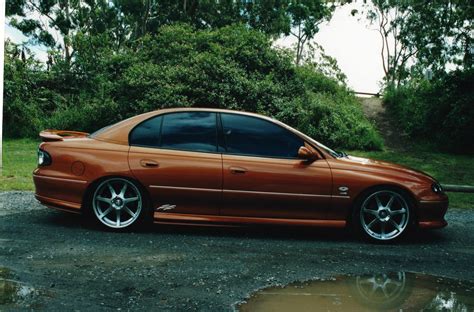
(1, 191), (473, 311)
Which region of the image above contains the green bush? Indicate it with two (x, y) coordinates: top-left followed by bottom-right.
(274, 90), (383, 150)
(384, 69), (474, 153)
(4, 57), (49, 138)
(4, 24), (383, 151)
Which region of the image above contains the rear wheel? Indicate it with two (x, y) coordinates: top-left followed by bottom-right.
(355, 188), (412, 242)
(92, 178), (146, 229)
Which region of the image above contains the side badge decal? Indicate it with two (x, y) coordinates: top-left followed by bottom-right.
(156, 204), (176, 212)
(338, 186), (349, 195)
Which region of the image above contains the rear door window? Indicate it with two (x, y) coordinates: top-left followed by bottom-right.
(129, 115), (163, 147)
(160, 112), (218, 153)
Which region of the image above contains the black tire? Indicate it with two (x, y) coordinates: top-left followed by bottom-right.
(353, 187), (414, 243)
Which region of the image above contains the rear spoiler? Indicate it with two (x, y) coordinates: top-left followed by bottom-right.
(39, 130), (90, 142)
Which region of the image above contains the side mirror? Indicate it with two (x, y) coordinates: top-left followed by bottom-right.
(298, 146), (318, 161)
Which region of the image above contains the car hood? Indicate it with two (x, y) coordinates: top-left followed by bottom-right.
(334, 155), (436, 183)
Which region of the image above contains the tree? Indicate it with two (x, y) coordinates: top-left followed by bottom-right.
(357, 0), (417, 85)
(356, 0), (473, 86)
(397, 0), (473, 73)
(300, 41), (347, 83)
(7, 0), (336, 67)
(287, 0), (333, 65)
(7, 0), (123, 66)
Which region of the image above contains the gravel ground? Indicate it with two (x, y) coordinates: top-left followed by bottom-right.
(0, 191), (473, 311)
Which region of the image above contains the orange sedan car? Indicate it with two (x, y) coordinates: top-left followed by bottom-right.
(33, 108), (448, 242)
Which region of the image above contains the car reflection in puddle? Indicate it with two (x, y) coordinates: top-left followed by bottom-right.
(238, 272), (474, 311)
(0, 267), (37, 308)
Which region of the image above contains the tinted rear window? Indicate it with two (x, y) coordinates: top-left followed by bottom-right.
(160, 112), (217, 153)
(129, 116), (163, 147)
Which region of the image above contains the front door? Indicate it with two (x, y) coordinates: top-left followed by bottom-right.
(128, 112), (222, 215)
(219, 113), (332, 219)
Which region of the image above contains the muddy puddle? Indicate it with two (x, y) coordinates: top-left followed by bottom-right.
(239, 272), (474, 311)
(0, 267), (38, 308)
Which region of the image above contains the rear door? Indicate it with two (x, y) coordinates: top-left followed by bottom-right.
(128, 111), (222, 215)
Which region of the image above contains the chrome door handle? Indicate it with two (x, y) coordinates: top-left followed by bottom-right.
(229, 166), (247, 174)
(140, 160), (159, 168)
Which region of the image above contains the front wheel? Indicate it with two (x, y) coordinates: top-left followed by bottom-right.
(354, 188), (412, 242)
(92, 178), (146, 230)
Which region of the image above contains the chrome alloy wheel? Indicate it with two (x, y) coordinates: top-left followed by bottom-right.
(92, 178), (142, 229)
(360, 190), (409, 241)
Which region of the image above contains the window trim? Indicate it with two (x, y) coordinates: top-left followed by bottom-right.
(218, 112), (306, 160)
(217, 113), (226, 153)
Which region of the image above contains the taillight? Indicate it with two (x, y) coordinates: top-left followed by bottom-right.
(38, 148), (52, 166)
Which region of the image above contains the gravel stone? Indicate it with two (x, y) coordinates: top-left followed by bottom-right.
(0, 191), (43, 216)
(0, 191), (473, 311)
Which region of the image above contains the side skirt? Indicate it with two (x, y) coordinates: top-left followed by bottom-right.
(153, 212), (346, 228)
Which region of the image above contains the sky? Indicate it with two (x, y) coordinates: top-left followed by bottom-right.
(275, 2), (384, 93)
(4, 2), (384, 93)
(5, 24), (49, 62)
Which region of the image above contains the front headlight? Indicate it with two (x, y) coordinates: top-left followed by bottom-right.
(431, 182), (443, 194)
(38, 149), (52, 166)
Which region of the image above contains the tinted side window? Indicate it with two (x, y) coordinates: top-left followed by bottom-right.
(221, 114), (304, 158)
(129, 116), (163, 147)
(161, 112), (217, 153)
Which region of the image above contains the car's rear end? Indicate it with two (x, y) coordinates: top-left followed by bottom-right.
(33, 130), (132, 213)
(34, 130), (93, 213)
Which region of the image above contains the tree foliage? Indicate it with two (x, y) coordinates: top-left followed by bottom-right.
(4, 24), (383, 150)
(287, 0), (334, 65)
(356, 0), (473, 85)
(384, 69), (474, 153)
(7, 0), (335, 66)
(7, 0), (125, 64)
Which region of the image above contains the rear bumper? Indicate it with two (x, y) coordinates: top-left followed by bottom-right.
(33, 171), (87, 213)
(35, 194), (82, 214)
(417, 199), (449, 229)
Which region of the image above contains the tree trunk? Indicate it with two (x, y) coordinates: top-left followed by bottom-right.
(64, 0), (71, 66)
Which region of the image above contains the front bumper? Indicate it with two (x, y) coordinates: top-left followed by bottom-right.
(417, 199), (449, 229)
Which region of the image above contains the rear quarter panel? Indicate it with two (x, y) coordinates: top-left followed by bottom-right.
(34, 138), (132, 210)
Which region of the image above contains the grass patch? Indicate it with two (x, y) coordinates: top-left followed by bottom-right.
(349, 149), (474, 209)
(1, 139), (39, 191)
(1, 139), (473, 208)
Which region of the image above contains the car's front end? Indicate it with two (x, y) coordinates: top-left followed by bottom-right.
(326, 155), (448, 230)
